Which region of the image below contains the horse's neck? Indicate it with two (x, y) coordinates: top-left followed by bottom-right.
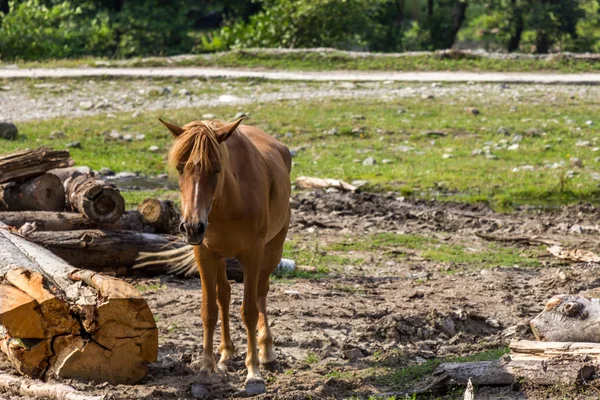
(210, 145), (240, 219)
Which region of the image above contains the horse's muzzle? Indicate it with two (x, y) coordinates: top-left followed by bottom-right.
(180, 221), (206, 246)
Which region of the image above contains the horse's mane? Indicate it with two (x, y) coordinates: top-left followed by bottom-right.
(167, 120), (223, 172)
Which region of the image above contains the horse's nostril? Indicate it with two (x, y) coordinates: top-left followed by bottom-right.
(198, 223), (206, 235)
(179, 222), (187, 235)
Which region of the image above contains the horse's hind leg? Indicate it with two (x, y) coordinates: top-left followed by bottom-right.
(216, 259), (235, 372)
(257, 225), (288, 370)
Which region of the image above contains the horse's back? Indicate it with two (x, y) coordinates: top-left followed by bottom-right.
(238, 125), (292, 175)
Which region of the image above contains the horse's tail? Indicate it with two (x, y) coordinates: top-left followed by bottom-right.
(134, 245), (198, 277)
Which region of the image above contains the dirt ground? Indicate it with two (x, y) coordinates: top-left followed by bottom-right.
(3, 190), (599, 399)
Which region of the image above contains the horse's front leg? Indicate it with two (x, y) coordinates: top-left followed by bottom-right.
(238, 248), (265, 394)
(194, 246), (220, 377)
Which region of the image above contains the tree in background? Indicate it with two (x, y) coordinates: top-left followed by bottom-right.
(1, 0), (600, 60)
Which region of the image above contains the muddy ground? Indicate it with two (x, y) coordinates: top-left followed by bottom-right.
(3, 190), (599, 399)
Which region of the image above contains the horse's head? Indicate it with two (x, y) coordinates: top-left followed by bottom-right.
(160, 117), (243, 245)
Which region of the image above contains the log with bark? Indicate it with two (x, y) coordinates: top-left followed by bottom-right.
(0, 173), (65, 211)
(137, 198), (180, 234)
(530, 294), (600, 342)
(47, 166), (92, 183)
(21, 229), (184, 274)
(0, 222), (158, 385)
(0, 147), (74, 184)
(64, 173), (125, 224)
(395, 340), (600, 396)
(0, 210), (156, 232)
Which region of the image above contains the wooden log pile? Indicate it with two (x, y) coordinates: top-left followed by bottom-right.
(0, 147), (189, 274)
(0, 221), (158, 385)
(405, 294), (600, 397)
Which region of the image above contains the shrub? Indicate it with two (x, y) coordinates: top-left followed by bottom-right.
(0, 0), (115, 60)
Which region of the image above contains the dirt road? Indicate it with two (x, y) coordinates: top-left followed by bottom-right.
(3, 67), (600, 83)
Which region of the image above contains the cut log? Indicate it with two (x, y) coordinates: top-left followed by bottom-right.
(530, 294), (600, 342)
(137, 198), (180, 234)
(0, 147), (74, 184)
(64, 173), (125, 223)
(397, 340), (600, 396)
(23, 229), (185, 274)
(47, 166), (92, 183)
(0, 222), (158, 385)
(0, 173), (65, 211)
(0, 210), (154, 232)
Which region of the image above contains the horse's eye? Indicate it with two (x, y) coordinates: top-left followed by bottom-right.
(213, 165), (222, 174)
(177, 167), (184, 175)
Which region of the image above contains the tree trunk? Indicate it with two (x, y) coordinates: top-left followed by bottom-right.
(64, 173), (125, 224)
(0, 147), (73, 184)
(137, 198), (180, 234)
(22, 229), (184, 274)
(529, 294), (600, 342)
(0, 174), (65, 211)
(0, 210), (154, 232)
(0, 222), (158, 385)
(535, 31), (549, 54)
(449, 1), (468, 48)
(507, 0), (523, 52)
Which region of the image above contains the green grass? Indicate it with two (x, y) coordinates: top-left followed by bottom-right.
(135, 283), (166, 293)
(374, 347), (509, 391)
(4, 87), (600, 208)
(10, 49), (600, 73)
(306, 351), (320, 364)
(329, 233), (541, 270)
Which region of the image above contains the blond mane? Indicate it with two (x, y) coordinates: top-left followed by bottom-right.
(167, 120), (223, 172)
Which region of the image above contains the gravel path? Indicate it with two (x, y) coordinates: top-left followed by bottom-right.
(3, 67), (600, 83)
(1, 77), (597, 122)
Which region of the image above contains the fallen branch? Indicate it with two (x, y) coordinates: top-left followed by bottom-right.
(295, 176), (357, 192)
(0, 372), (106, 400)
(476, 233), (558, 246)
(547, 245), (600, 263)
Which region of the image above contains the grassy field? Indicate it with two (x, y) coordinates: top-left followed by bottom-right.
(4, 86), (600, 210)
(8, 49), (600, 73)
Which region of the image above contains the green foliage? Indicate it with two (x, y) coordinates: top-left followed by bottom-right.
(113, 0), (194, 57)
(214, 0), (381, 50)
(0, 0), (114, 60)
(2, 0), (600, 60)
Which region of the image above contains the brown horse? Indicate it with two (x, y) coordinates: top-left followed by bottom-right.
(158, 117), (291, 394)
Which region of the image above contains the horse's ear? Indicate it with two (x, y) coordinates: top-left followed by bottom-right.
(216, 117), (244, 143)
(159, 118), (185, 137)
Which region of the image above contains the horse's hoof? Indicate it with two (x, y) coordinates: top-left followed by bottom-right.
(191, 383), (210, 399)
(217, 361), (235, 373)
(244, 378), (266, 396)
(260, 360), (279, 372)
(198, 368), (212, 382)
